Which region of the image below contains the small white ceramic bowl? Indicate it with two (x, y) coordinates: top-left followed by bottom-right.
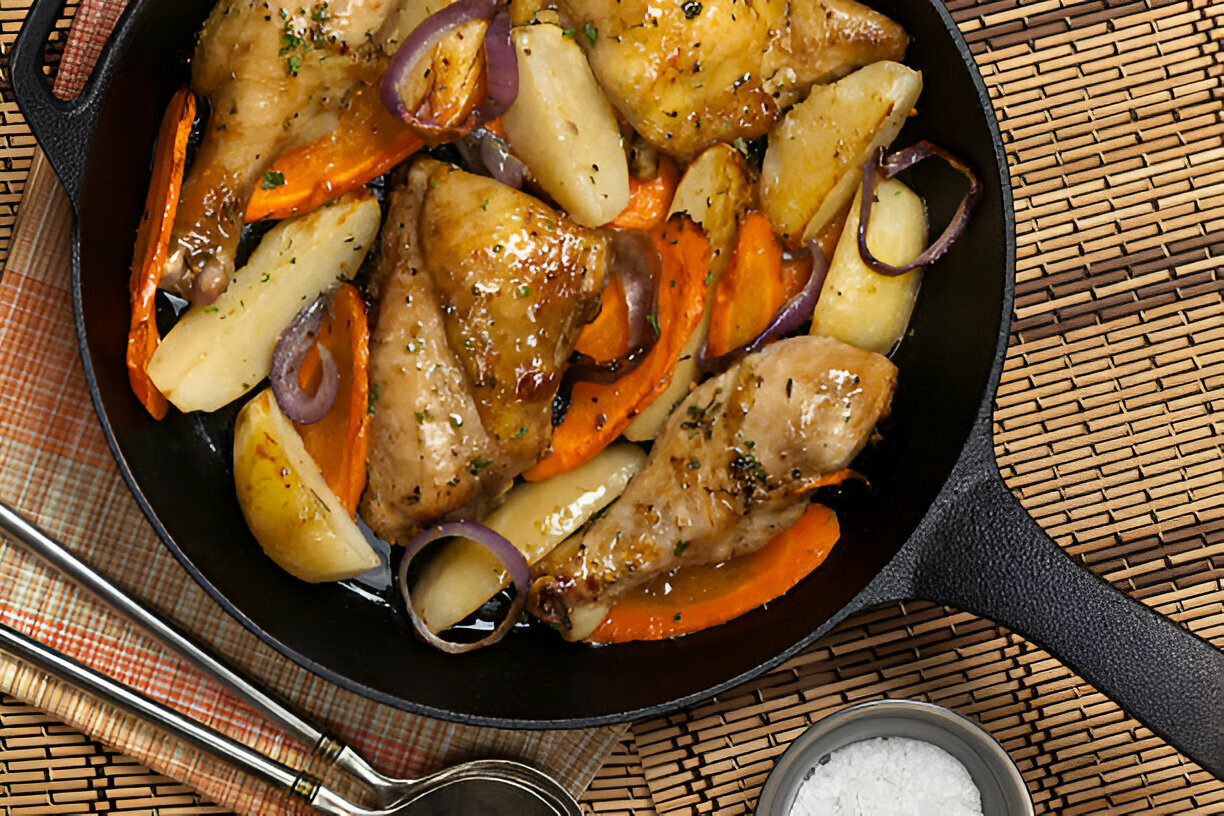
(755, 699), (1033, 815)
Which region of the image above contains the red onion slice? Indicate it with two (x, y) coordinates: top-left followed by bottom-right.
(858, 140), (980, 276)
(397, 521), (530, 654)
(475, 10), (517, 122)
(478, 130), (528, 188)
(567, 231), (662, 385)
(380, 0), (500, 123)
(697, 245), (829, 375)
(270, 297), (339, 424)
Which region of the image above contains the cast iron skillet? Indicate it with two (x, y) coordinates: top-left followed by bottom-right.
(13, 0), (1223, 777)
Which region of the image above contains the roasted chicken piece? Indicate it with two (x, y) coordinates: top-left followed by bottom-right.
(362, 159), (608, 542)
(528, 335), (897, 636)
(556, 0), (907, 160)
(165, 0), (399, 303)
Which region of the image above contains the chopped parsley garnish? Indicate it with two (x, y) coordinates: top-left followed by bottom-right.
(469, 456), (493, 474)
(674, 540), (691, 556)
(680, 396), (721, 439)
(260, 171), (286, 189)
(583, 23), (598, 45)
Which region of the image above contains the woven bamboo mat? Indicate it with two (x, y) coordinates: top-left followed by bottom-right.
(0, 0), (1221, 814)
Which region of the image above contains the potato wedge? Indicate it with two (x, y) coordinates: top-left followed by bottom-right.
(233, 389), (380, 583)
(502, 24), (630, 227)
(759, 61), (922, 244)
(411, 443), (647, 632)
(385, 18), (488, 143)
(623, 145), (755, 441)
(148, 192), (380, 414)
(811, 178), (927, 354)
(667, 144), (756, 261)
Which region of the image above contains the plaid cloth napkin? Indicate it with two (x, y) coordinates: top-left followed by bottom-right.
(0, 1), (625, 812)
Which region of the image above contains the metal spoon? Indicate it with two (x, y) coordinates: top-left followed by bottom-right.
(0, 502), (581, 816)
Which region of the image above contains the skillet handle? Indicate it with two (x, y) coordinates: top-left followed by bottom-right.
(10, 0), (130, 209)
(889, 426), (1224, 779)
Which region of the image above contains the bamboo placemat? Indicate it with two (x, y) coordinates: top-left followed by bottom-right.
(0, 0), (1221, 814)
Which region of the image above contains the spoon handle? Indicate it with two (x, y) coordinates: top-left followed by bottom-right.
(0, 502), (393, 798)
(0, 621), (311, 801)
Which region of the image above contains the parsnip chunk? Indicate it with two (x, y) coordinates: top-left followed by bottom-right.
(811, 178), (927, 354)
(148, 192), (380, 413)
(502, 24), (630, 227)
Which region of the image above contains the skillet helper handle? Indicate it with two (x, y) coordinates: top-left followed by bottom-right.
(0, 502), (397, 803)
(0, 622), (355, 813)
(906, 431), (1224, 779)
(10, 0), (121, 209)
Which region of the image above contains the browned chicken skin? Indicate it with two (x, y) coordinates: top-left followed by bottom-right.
(362, 159), (607, 542)
(165, 0), (398, 303)
(528, 335), (897, 635)
(556, 0), (907, 160)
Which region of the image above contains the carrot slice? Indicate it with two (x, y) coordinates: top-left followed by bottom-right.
(292, 284), (370, 516)
(573, 274), (629, 360)
(705, 211), (785, 358)
(127, 86), (196, 420)
(524, 216), (711, 481)
(589, 502), (841, 643)
(482, 117), (508, 140)
(608, 157), (679, 231)
(246, 86), (422, 223)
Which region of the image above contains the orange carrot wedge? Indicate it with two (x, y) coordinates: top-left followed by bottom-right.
(246, 87), (423, 223)
(589, 502), (841, 643)
(292, 284), (370, 516)
(573, 274), (629, 360)
(127, 85), (196, 420)
(608, 157), (679, 231)
(705, 211), (785, 358)
(525, 216), (711, 481)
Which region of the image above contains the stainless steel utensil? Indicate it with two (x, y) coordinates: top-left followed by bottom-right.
(0, 502), (581, 816)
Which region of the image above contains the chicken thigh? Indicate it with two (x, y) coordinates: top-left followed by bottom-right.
(528, 335), (896, 636)
(164, 0), (399, 303)
(556, 0), (907, 160)
(362, 159), (608, 542)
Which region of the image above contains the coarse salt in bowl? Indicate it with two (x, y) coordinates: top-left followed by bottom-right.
(755, 699), (1033, 816)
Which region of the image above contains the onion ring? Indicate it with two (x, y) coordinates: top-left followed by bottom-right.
(858, 140), (980, 276)
(397, 521), (530, 654)
(269, 297), (338, 424)
(475, 10), (517, 123)
(478, 130), (528, 188)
